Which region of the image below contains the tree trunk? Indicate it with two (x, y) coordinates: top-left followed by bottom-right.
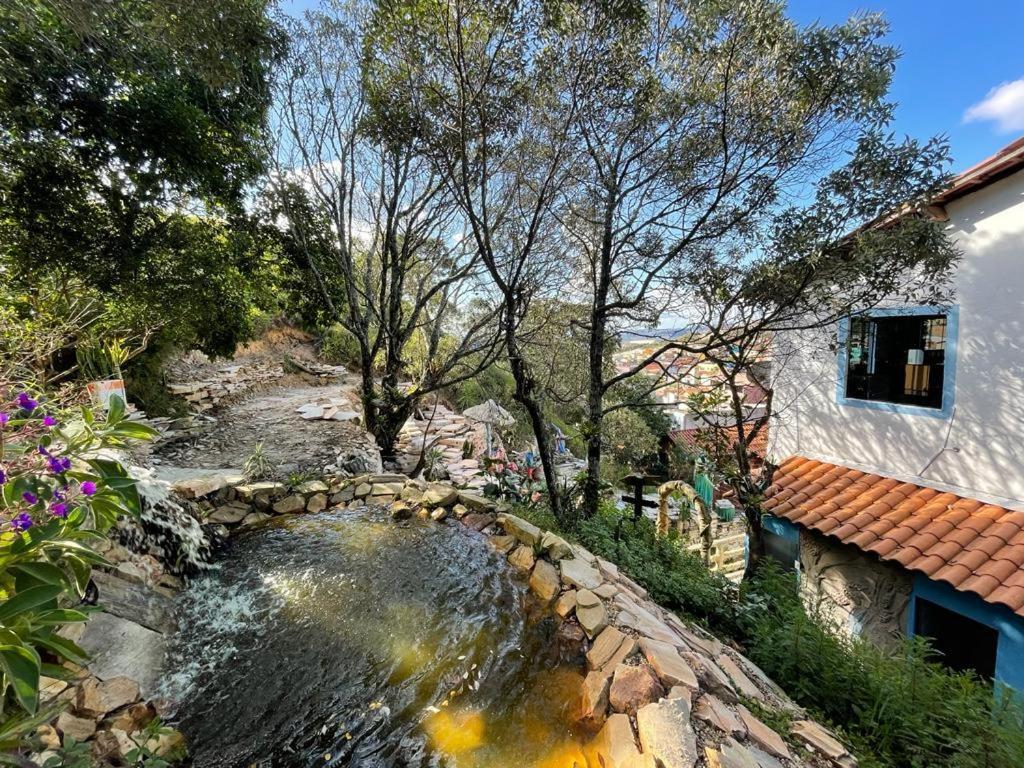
(505, 323), (565, 523)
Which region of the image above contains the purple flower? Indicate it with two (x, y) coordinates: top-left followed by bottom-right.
(50, 502), (68, 518)
(43, 414), (57, 427)
(80, 481), (97, 496)
(46, 455), (71, 474)
(10, 513), (33, 532)
(22, 491), (38, 505)
(17, 392), (37, 412)
(0, 412), (8, 426)
(0, 467), (5, 485)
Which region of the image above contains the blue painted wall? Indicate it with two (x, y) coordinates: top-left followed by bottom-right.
(908, 574), (1024, 693)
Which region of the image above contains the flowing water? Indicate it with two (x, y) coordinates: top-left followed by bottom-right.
(160, 507), (593, 768)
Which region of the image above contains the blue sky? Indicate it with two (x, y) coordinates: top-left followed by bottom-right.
(788, 1), (1024, 171)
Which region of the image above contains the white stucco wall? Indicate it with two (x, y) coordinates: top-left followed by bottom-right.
(770, 168), (1024, 510)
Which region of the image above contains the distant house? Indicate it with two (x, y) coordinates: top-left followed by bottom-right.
(765, 136), (1024, 692)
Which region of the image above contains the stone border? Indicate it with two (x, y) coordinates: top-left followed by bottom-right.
(58, 473), (859, 768)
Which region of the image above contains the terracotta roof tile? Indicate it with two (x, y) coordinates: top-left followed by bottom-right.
(765, 457), (1024, 619)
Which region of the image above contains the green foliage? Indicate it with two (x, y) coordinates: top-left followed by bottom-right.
(0, 387), (156, 741)
(319, 324), (364, 370)
(243, 442), (274, 482)
(740, 562), (1024, 768)
(601, 410), (659, 472)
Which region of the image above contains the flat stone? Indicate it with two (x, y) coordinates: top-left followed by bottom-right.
(717, 654), (763, 701)
(637, 696), (698, 768)
(577, 600), (608, 639)
(673, 620), (722, 657)
(615, 603), (681, 646)
(206, 503), (251, 524)
(76, 613), (166, 698)
(452, 503), (469, 518)
(171, 473), (232, 499)
(295, 479), (329, 495)
(587, 626), (627, 670)
(594, 582), (618, 600)
(457, 491), (496, 512)
(639, 637), (699, 691)
(597, 557), (620, 580)
(508, 545), (536, 572)
(576, 588), (600, 609)
(354, 482), (372, 498)
(541, 531), (573, 560)
(306, 492), (328, 513)
(554, 590), (577, 618)
(235, 481), (285, 503)
(737, 705), (792, 760)
(497, 513), (542, 546)
(370, 482), (404, 497)
(489, 534), (517, 554)
(400, 485), (424, 504)
(91, 571), (176, 634)
(560, 558), (603, 591)
(56, 711), (96, 742)
(693, 694), (746, 738)
(609, 664), (664, 715)
(682, 651), (738, 704)
(430, 507), (448, 521)
(580, 670), (611, 722)
(462, 512), (495, 531)
(76, 676), (140, 718)
(569, 543), (598, 566)
(241, 511), (272, 526)
(790, 720), (848, 761)
(39, 676), (69, 704)
(708, 738), (762, 768)
(529, 560), (560, 603)
(272, 494), (306, 514)
(584, 712), (649, 768)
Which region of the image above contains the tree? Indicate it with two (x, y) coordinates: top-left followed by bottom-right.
(0, 0), (283, 370)
(267, 3), (501, 460)
(536, 0), (957, 517)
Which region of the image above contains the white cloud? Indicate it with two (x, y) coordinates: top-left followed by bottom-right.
(963, 77), (1024, 132)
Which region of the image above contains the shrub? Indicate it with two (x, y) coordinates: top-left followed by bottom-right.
(318, 323), (363, 369)
(0, 387), (155, 747)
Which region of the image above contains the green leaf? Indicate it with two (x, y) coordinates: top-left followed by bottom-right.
(0, 644), (41, 713)
(30, 632), (89, 665)
(105, 394), (126, 424)
(9, 562), (68, 589)
(33, 608), (90, 625)
(0, 585), (62, 622)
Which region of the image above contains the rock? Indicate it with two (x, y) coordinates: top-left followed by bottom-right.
(576, 588), (600, 609)
(390, 502), (414, 520)
(39, 676), (69, 704)
(672, 620), (722, 657)
(554, 589), (577, 618)
(92, 728), (135, 763)
(637, 696), (698, 768)
(452, 503), (469, 518)
(206, 503), (250, 524)
(693, 694), (746, 738)
(716, 654), (763, 701)
(76, 676), (140, 718)
(145, 727), (187, 760)
(609, 664), (664, 715)
(430, 506), (449, 521)
(569, 543), (599, 566)
(108, 702), (156, 733)
(241, 511), (272, 526)
(423, 484), (460, 507)
(488, 534), (517, 554)
(594, 582), (618, 600)
(497, 513), (542, 546)
(236, 482), (285, 503)
(306, 492), (328, 513)
(171, 473), (234, 499)
(370, 482), (404, 497)
(529, 560), (560, 603)
(113, 560), (150, 585)
(681, 651), (738, 704)
(737, 705), (792, 760)
(560, 557), (603, 591)
(639, 637), (699, 691)
(457, 491), (496, 512)
(708, 738), (762, 768)
(576, 597), (608, 639)
(540, 531), (573, 560)
(508, 545), (536, 572)
(597, 557), (620, 580)
(36, 724), (60, 750)
(587, 626), (629, 670)
(400, 485), (424, 504)
(462, 512), (496, 531)
(585, 713), (651, 768)
(273, 494), (306, 514)
(57, 711), (96, 742)
(580, 669), (611, 722)
(354, 482), (372, 498)
(296, 479), (330, 495)
(77, 613), (166, 699)
(790, 720), (850, 762)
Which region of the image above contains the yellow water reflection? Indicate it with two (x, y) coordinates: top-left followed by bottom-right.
(424, 709), (485, 754)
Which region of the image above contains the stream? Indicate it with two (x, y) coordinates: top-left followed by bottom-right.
(159, 507), (591, 768)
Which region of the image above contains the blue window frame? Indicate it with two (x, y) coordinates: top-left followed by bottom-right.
(836, 305), (959, 419)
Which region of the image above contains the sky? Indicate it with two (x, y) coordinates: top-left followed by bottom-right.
(787, 0), (1024, 171)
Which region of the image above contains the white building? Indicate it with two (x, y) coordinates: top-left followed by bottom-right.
(765, 136), (1024, 691)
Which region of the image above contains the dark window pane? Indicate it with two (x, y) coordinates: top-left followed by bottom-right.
(914, 597), (997, 680)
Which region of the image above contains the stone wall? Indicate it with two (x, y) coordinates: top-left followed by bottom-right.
(799, 531), (912, 650)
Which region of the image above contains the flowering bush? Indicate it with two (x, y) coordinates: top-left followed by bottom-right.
(0, 387), (155, 728)
(481, 449), (545, 505)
